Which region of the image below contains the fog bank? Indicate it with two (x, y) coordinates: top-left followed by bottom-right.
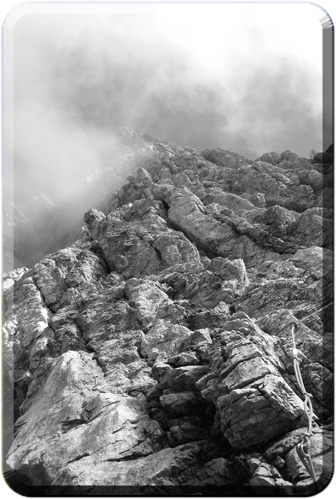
(3, 2), (325, 269)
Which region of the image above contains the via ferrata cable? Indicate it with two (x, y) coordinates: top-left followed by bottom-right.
(290, 322), (317, 486)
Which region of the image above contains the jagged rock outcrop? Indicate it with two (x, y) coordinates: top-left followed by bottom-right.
(3, 129), (333, 495)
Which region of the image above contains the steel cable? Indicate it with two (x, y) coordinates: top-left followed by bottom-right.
(290, 322), (317, 486)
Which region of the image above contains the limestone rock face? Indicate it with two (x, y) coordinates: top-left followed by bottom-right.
(196, 314), (306, 449)
(3, 130), (333, 494)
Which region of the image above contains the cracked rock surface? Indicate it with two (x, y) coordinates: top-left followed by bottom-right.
(3, 129), (333, 494)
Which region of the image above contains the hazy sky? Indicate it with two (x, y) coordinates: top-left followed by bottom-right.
(3, 1), (328, 214)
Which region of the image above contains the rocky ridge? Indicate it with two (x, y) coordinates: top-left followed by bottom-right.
(3, 129), (333, 494)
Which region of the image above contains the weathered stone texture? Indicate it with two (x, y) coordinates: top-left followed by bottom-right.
(3, 130), (332, 494)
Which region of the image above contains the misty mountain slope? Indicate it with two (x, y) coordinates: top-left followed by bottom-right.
(3, 127), (160, 272)
(3, 129), (333, 494)
(3, 128), (333, 273)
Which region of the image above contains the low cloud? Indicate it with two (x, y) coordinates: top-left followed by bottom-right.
(4, 5), (324, 268)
